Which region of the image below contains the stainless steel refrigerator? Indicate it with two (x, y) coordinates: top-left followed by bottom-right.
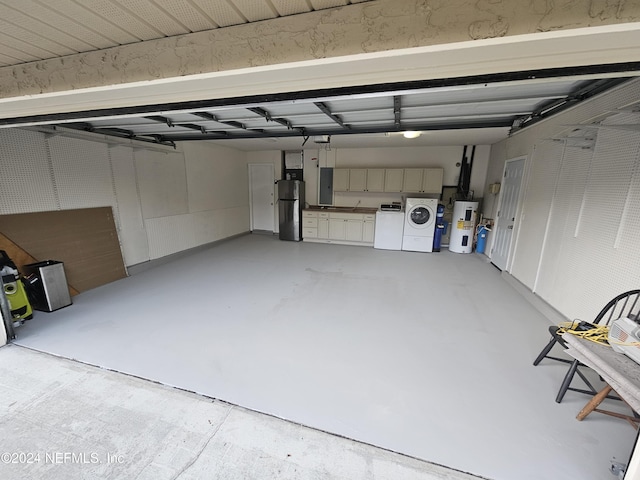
(278, 180), (305, 241)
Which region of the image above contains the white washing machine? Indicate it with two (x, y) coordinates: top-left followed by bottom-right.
(402, 198), (438, 252)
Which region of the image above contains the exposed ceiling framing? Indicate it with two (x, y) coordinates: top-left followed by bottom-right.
(4, 67), (631, 149)
(0, 1), (638, 149)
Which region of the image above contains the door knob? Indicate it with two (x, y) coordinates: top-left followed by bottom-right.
(507, 225), (513, 229)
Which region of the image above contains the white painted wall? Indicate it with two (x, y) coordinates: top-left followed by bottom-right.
(0, 129), (252, 268)
(482, 78), (640, 321)
(143, 142), (250, 260)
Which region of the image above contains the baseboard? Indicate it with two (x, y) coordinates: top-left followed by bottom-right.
(501, 271), (568, 325)
(127, 231), (250, 276)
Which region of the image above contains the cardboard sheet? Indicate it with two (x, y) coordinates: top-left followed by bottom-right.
(0, 207), (127, 293)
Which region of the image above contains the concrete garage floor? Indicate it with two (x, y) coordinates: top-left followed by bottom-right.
(10, 234), (638, 479)
(0, 345), (482, 480)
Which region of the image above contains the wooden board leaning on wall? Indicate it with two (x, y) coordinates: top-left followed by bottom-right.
(0, 207), (127, 295)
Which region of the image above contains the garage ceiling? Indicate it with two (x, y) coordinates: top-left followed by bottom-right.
(0, 0), (372, 68)
(0, 0), (636, 150)
(42, 75), (624, 148)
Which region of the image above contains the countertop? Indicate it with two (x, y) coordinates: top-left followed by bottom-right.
(304, 205), (379, 214)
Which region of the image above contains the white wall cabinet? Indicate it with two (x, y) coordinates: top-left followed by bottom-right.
(334, 167), (443, 194)
(318, 215), (329, 239)
(329, 217), (347, 240)
(335, 168), (392, 192)
(403, 168), (444, 193)
(363, 215), (376, 242)
(303, 210), (375, 246)
(402, 168), (423, 193)
(366, 169), (385, 192)
(346, 219), (363, 241)
(384, 169), (404, 192)
(349, 168), (367, 192)
(421, 168), (444, 193)
(333, 169), (349, 192)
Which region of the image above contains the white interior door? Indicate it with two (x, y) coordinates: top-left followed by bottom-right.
(249, 163), (275, 232)
(491, 158), (525, 271)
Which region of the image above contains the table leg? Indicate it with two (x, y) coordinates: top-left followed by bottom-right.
(577, 385), (613, 421)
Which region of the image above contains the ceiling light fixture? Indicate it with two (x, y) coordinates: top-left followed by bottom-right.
(403, 131), (421, 139)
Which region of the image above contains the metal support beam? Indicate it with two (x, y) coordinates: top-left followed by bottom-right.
(160, 119), (511, 141)
(314, 102), (350, 130)
(64, 122), (176, 148)
(394, 96), (401, 128)
(510, 77), (628, 134)
(247, 107), (306, 135)
(146, 115), (205, 133)
(192, 112), (218, 122)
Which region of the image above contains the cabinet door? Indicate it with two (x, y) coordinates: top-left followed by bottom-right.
(333, 169), (350, 191)
(345, 219), (363, 241)
(384, 169), (404, 192)
(366, 169), (385, 192)
(403, 168), (423, 193)
(303, 227), (318, 238)
(422, 168), (444, 194)
(329, 218), (346, 240)
(362, 220), (375, 243)
(349, 169), (367, 192)
(318, 218), (329, 239)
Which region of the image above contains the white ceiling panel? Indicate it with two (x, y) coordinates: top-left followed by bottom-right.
(0, 40), (40, 64)
(232, 0), (278, 22)
(0, 21), (76, 58)
(191, 0), (246, 27)
(0, 5), (93, 53)
(325, 97), (393, 112)
(151, 0), (219, 32)
(75, 0), (165, 40)
(0, 0), (373, 67)
(339, 111), (394, 123)
(270, 0), (312, 16)
(19, 0), (139, 45)
(401, 82), (585, 106)
(310, 0), (349, 9)
(2, 0), (117, 50)
(114, 0), (191, 36)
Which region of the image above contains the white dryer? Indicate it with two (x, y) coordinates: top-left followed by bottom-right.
(402, 198), (438, 252)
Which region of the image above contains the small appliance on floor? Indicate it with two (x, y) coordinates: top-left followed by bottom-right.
(0, 250), (32, 323)
(23, 260), (72, 312)
(402, 198), (438, 252)
(449, 201), (479, 253)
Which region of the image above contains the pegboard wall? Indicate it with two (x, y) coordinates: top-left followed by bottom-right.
(0, 128), (251, 268)
(534, 140), (595, 314)
(109, 146), (149, 266)
(508, 79), (640, 321)
(510, 139), (563, 289)
(48, 135), (118, 213)
(0, 129), (59, 214)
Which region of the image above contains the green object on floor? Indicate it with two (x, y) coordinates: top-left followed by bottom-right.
(0, 250), (33, 322)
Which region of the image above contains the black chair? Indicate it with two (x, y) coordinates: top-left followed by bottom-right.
(533, 289), (640, 403)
